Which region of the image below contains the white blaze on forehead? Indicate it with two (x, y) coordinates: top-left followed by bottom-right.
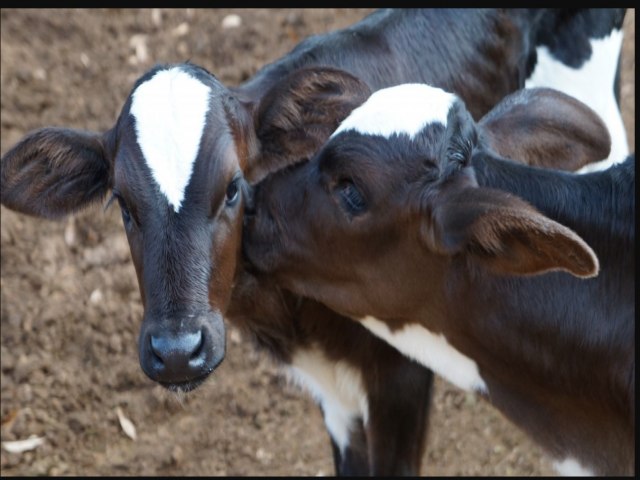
(360, 316), (487, 394)
(130, 67), (211, 212)
(525, 29), (628, 171)
(331, 83), (457, 139)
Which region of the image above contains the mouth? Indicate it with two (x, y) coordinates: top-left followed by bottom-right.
(159, 378), (206, 393)
(157, 365), (216, 393)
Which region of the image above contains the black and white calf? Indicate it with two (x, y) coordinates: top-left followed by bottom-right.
(243, 85), (635, 476)
(524, 8), (629, 169)
(0, 8), (630, 476)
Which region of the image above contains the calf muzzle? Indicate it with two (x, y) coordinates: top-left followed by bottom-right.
(138, 309), (226, 391)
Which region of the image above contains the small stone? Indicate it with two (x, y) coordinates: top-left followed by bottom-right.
(89, 288), (103, 304)
(229, 327), (242, 345)
(256, 447), (271, 463)
(64, 217), (77, 247)
(108, 333), (122, 353)
(79, 53), (90, 68)
(172, 22), (189, 37)
(129, 34), (148, 64)
(151, 8), (162, 27)
(33, 68), (47, 81)
(221, 14), (241, 29)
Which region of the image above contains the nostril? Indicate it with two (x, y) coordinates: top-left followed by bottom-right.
(149, 336), (165, 368)
(188, 330), (206, 369)
(190, 330), (204, 359)
(149, 330), (204, 366)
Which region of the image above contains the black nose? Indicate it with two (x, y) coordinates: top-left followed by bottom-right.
(138, 310), (226, 390)
(148, 330), (205, 381)
(139, 328), (223, 388)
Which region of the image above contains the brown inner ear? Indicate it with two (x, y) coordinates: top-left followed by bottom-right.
(246, 67), (372, 184)
(468, 209), (600, 278)
(1, 127), (112, 219)
(478, 87), (611, 171)
(424, 186), (599, 279)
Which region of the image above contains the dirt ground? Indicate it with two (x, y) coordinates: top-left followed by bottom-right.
(0, 9), (634, 476)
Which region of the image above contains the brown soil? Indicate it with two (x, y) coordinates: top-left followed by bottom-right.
(0, 8), (634, 476)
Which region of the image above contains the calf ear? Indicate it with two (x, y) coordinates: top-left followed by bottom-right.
(1, 127), (112, 219)
(246, 67), (372, 184)
(422, 186), (599, 278)
(478, 87), (611, 171)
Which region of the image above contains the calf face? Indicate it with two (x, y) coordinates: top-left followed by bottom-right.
(0, 62), (369, 391)
(243, 85), (602, 320)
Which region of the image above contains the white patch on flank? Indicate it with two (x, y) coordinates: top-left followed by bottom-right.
(286, 345), (369, 456)
(331, 83), (457, 139)
(360, 316), (487, 394)
(553, 457), (595, 476)
(130, 67), (211, 212)
(525, 29), (628, 171)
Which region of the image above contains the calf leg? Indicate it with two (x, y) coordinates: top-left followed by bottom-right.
(326, 416), (369, 476)
(290, 302), (435, 476)
(365, 350), (435, 476)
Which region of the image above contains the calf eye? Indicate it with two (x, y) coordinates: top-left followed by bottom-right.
(108, 190), (136, 231)
(336, 179), (366, 216)
(121, 205), (132, 227)
(115, 195), (133, 230)
(226, 178), (240, 206)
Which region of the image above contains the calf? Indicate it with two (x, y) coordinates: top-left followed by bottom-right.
(0, 8), (628, 475)
(524, 9), (629, 170)
(242, 86), (635, 476)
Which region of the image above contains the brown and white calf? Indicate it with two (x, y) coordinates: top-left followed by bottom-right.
(242, 86), (635, 476)
(0, 8), (628, 475)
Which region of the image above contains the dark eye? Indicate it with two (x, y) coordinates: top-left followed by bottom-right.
(107, 190), (136, 230)
(117, 197), (133, 229)
(336, 179), (366, 216)
(226, 178), (240, 206)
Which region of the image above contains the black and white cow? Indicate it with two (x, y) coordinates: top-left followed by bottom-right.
(0, 8), (629, 475)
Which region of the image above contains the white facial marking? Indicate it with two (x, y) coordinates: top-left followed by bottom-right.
(553, 457), (594, 476)
(331, 83), (457, 139)
(287, 345), (369, 455)
(130, 67), (211, 212)
(360, 316), (487, 394)
(525, 29), (628, 171)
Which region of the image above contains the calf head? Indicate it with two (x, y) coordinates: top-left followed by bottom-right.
(243, 85), (602, 321)
(0, 62), (369, 391)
